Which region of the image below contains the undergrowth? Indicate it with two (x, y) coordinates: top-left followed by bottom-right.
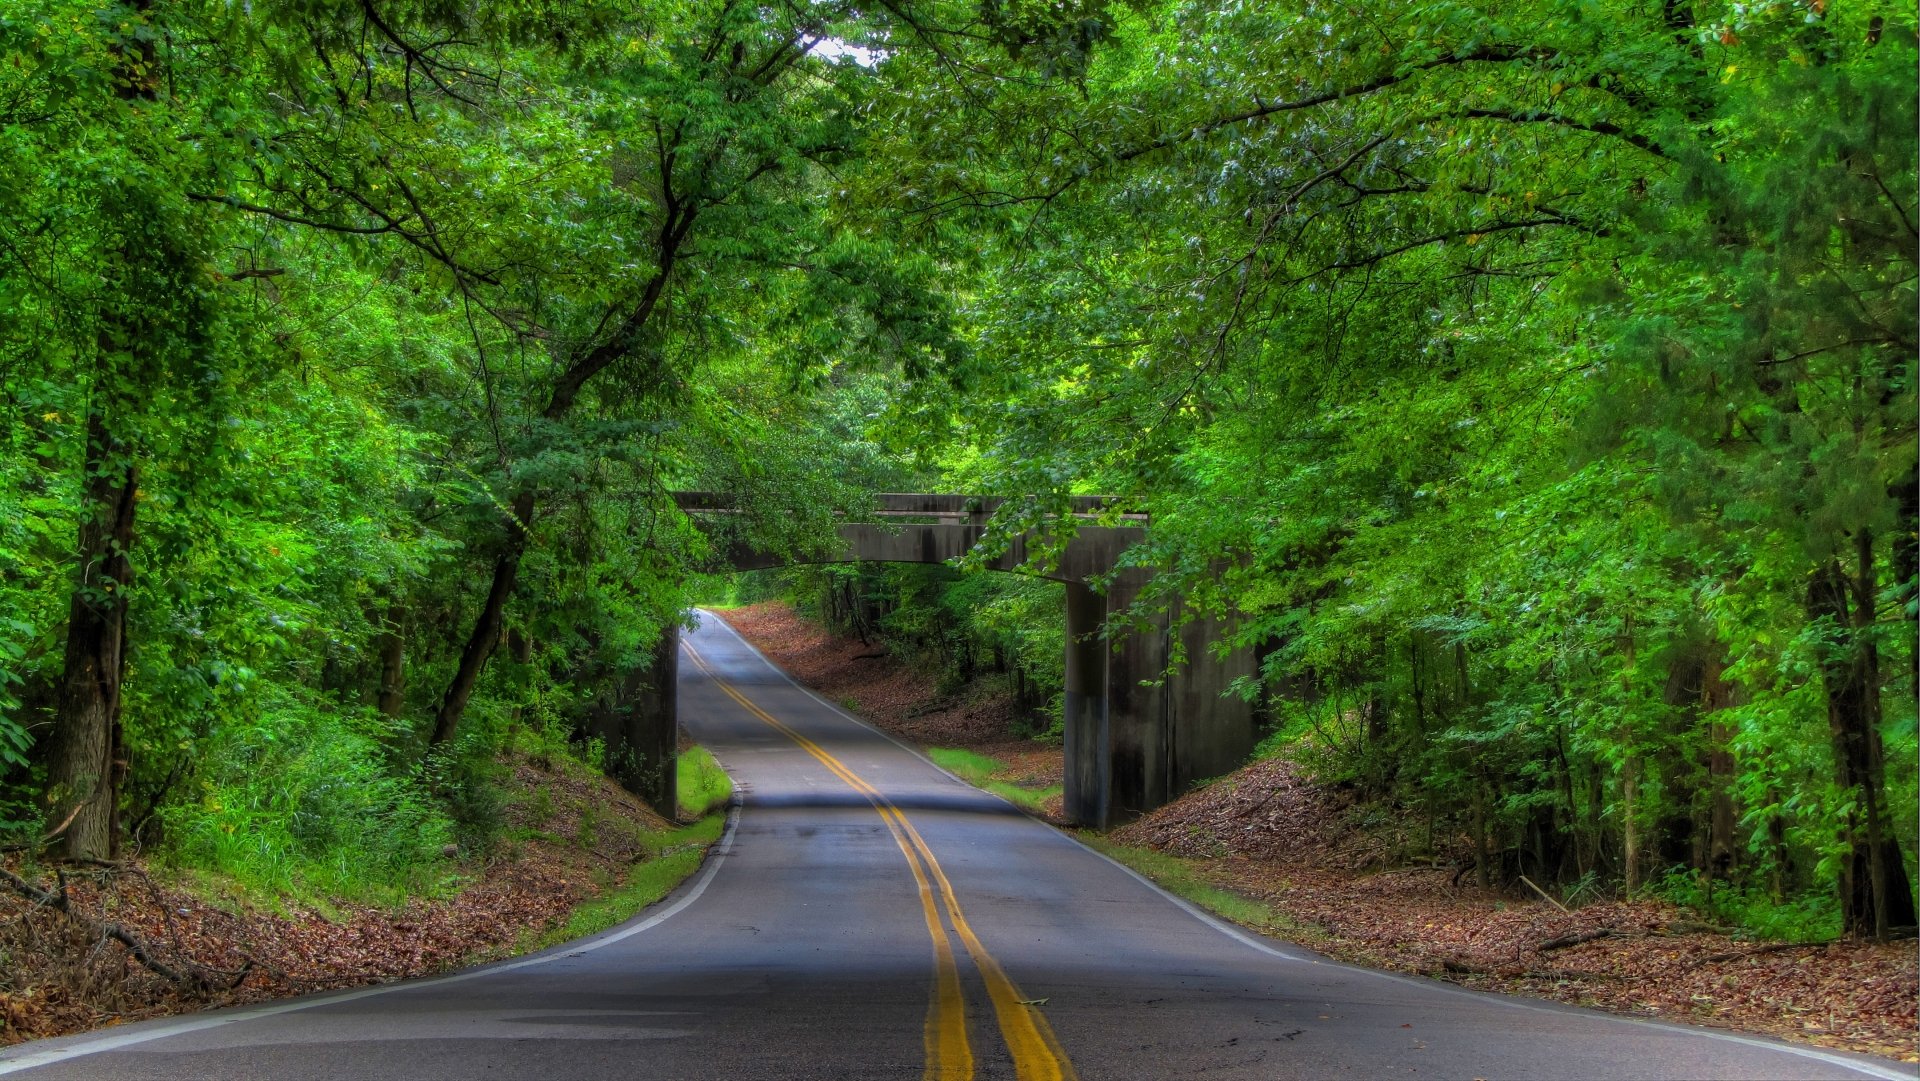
(159, 691), (459, 908)
(677, 746), (732, 819)
(1651, 870), (1844, 942)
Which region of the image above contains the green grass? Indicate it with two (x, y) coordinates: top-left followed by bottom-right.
(516, 814), (728, 954)
(1077, 835), (1324, 942)
(677, 746), (732, 819)
(927, 747), (1062, 814)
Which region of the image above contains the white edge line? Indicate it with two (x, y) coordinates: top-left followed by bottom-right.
(1070, 833), (1915, 1080)
(0, 802), (742, 1077)
(692, 609), (1918, 1081)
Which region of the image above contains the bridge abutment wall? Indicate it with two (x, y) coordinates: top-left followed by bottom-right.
(695, 507), (1259, 828)
(585, 624), (680, 817)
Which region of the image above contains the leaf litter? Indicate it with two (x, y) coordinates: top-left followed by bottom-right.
(1, 752), (687, 1046)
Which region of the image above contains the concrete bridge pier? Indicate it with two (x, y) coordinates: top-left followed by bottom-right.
(1064, 574), (1261, 829)
(1062, 583), (1112, 827)
(1062, 571), (1174, 827)
(584, 624), (680, 817)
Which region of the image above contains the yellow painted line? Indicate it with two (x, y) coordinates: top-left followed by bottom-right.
(685, 643), (1076, 1081)
(684, 645), (972, 1081)
(893, 800), (974, 1080)
(890, 813), (1077, 1081)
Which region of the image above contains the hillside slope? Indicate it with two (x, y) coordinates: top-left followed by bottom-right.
(1, 750), (720, 1045)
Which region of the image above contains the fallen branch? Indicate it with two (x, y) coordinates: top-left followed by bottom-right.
(1664, 919), (1735, 936)
(0, 866), (247, 991)
(1362, 864), (1450, 878)
(1696, 942), (1828, 965)
(36, 803), (85, 846)
(1538, 928), (1614, 952)
(1519, 875), (1570, 914)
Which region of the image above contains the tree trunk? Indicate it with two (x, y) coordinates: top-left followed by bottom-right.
(1701, 651), (1738, 881)
(1808, 540), (1917, 940)
(1471, 778), (1492, 891)
(375, 601), (407, 718)
(1408, 631), (1426, 734)
(1622, 756), (1642, 893)
(46, 414), (138, 861)
(43, 0), (159, 866)
(1620, 616), (1641, 893)
(429, 492), (531, 745)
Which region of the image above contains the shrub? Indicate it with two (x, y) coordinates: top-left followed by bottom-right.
(161, 690), (455, 904)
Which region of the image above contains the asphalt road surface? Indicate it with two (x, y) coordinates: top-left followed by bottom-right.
(2, 611), (1911, 1080)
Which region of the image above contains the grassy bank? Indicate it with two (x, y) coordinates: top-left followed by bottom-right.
(927, 747), (1060, 814)
(678, 746), (732, 819)
(509, 745), (736, 956)
(1076, 835), (1323, 941)
(514, 813), (729, 955)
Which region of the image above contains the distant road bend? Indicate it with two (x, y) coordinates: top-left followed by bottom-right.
(0, 612), (1910, 1080)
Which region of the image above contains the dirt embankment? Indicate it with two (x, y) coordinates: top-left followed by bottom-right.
(1, 753), (683, 1046)
(1116, 759), (1917, 1062)
(720, 601), (1918, 1065)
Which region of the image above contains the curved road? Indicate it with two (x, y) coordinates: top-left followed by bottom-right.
(1, 612), (1910, 1080)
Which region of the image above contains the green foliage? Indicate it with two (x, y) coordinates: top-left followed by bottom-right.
(860, 0), (1918, 936)
(160, 692), (455, 905)
(676, 746), (733, 820)
(0, 0), (1911, 944)
(1652, 870), (1843, 944)
(431, 741), (512, 856)
(0, 0), (960, 896)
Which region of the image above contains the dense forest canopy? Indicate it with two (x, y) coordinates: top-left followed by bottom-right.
(1, 0), (1913, 939)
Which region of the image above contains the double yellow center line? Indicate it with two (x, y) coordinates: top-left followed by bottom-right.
(684, 642), (1076, 1081)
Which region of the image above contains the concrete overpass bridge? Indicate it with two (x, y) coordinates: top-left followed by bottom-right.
(655, 493), (1259, 828)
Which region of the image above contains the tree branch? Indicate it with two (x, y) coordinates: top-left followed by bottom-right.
(1112, 45), (1556, 166)
(186, 193), (397, 235)
(1446, 107), (1672, 159)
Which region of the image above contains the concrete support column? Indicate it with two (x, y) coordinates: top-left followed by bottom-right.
(1061, 583), (1110, 827)
(632, 623), (681, 817)
(1166, 608), (1260, 792)
(1103, 570), (1169, 825)
(592, 623), (680, 818)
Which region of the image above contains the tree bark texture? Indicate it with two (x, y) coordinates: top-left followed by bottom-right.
(375, 601), (407, 718)
(46, 414), (138, 860)
(430, 491), (531, 745)
(1807, 539), (1917, 940)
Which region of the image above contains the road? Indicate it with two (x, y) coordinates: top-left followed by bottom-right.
(1, 611), (1910, 1080)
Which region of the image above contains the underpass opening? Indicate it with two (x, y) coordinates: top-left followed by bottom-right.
(673, 493), (1261, 828)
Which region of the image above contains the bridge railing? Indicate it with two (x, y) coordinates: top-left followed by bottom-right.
(672, 491), (1148, 524)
